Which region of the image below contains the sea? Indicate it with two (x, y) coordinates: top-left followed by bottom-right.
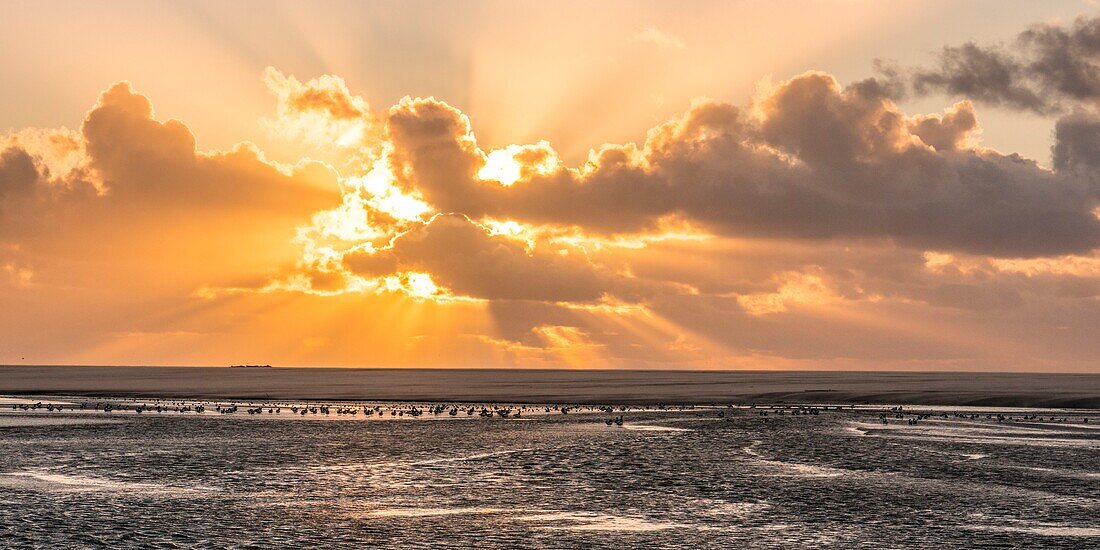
(0, 397), (1097, 548)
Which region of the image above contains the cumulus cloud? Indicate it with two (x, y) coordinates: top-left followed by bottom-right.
(1, 81), (340, 282)
(275, 64), (1100, 367)
(6, 53), (1100, 369)
(377, 72), (1100, 257)
(86, 83), (336, 208)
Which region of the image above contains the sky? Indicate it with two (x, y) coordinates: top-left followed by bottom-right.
(2, 1), (1100, 371)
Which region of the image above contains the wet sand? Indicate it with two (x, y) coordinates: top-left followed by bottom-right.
(1, 366), (1098, 408)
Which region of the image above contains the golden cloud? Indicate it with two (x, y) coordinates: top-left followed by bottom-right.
(5, 62), (1100, 370)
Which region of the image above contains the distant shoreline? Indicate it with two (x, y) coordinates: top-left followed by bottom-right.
(1, 366), (1098, 408)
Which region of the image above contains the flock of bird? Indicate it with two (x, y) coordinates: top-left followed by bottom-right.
(7, 400), (646, 424)
(7, 399), (1095, 427)
(873, 405), (1090, 425)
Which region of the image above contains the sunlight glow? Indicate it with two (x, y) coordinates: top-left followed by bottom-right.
(404, 272), (441, 299)
(736, 272), (839, 315)
(479, 148), (524, 185)
(478, 141), (560, 185)
(350, 160), (432, 222)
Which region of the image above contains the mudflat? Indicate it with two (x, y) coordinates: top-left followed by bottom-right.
(1, 366), (1098, 408)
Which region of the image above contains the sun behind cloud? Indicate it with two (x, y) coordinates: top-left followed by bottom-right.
(4, 9), (1100, 371)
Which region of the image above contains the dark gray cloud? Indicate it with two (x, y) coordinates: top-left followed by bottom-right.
(1053, 109), (1100, 171)
(913, 16), (1100, 114)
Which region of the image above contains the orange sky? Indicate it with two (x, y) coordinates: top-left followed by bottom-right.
(2, 1), (1100, 371)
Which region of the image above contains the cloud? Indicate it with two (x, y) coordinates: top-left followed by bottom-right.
(84, 83), (336, 208)
(912, 15), (1100, 114)
(905, 101), (980, 152)
(0, 147), (44, 203)
(6, 59), (1100, 370)
(344, 214), (655, 302)
(379, 72), (1100, 258)
(735, 271), (839, 315)
(1, 81), (340, 284)
(1053, 109), (1100, 171)
(264, 67), (367, 121)
(262, 67), (384, 164)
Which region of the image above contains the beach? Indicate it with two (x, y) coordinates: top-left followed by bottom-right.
(2, 396), (1097, 547)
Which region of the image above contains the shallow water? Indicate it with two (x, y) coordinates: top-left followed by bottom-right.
(0, 401), (1097, 548)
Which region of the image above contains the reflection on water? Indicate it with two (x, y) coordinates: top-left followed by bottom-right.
(0, 469), (215, 496)
(0, 399), (1097, 548)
